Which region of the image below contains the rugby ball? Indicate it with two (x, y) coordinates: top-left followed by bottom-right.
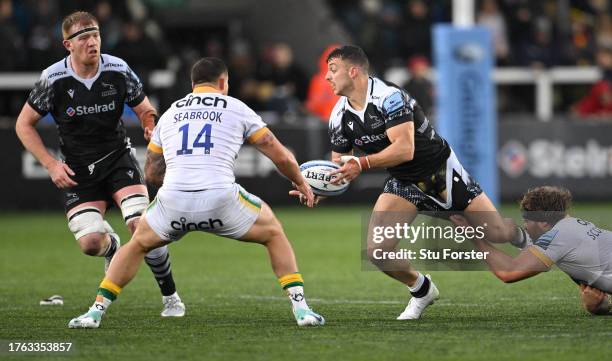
(299, 160), (350, 196)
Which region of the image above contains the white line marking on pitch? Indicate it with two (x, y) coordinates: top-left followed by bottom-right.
(230, 295), (480, 307)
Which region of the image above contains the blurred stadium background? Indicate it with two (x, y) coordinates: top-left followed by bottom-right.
(1, 0), (612, 208)
(2, 1), (612, 360)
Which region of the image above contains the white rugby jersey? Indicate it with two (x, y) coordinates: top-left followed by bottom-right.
(529, 217), (612, 293)
(148, 86), (267, 190)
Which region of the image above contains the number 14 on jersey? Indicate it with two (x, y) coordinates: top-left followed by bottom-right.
(177, 123), (214, 155)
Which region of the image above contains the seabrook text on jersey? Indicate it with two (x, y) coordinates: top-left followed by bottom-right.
(175, 94), (228, 109)
(173, 110), (223, 123)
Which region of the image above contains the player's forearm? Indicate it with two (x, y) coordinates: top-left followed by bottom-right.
(15, 122), (57, 168)
(473, 240), (521, 283)
(145, 172), (165, 188)
(136, 108), (157, 131)
(366, 140), (413, 168)
(274, 149), (305, 186)
(144, 152), (166, 187)
(133, 97), (157, 130)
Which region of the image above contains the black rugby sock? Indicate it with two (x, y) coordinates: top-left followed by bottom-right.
(144, 247), (177, 296)
(409, 275), (431, 298)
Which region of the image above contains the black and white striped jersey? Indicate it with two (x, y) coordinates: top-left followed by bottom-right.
(328, 76), (450, 183)
(27, 54), (146, 166)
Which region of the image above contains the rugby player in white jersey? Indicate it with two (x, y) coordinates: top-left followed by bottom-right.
(451, 186), (612, 315)
(68, 57), (325, 328)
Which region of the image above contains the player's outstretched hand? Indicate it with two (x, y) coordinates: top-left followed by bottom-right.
(289, 190), (325, 207)
(47, 160), (78, 189)
(290, 181), (315, 208)
(289, 181), (321, 208)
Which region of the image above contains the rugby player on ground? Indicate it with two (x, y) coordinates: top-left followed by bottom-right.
(451, 186), (612, 316)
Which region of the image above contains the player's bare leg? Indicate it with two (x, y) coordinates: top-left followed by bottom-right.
(463, 193), (526, 245)
(240, 203), (324, 326)
(367, 193), (439, 320)
(367, 193), (419, 284)
(112, 185), (185, 317)
(69, 216), (168, 328)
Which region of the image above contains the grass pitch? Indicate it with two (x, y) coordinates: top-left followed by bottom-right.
(1, 204), (611, 361)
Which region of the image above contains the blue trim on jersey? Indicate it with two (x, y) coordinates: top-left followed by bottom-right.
(382, 92), (404, 115)
(534, 229), (559, 250)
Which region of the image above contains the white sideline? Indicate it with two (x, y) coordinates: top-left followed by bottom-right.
(231, 294), (481, 307)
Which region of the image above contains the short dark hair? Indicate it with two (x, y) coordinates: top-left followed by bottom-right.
(62, 11), (98, 39)
(326, 45), (369, 71)
(520, 186), (572, 224)
(191, 57), (228, 85)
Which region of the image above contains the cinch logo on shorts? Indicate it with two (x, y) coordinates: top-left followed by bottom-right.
(67, 101), (116, 117)
(170, 217), (224, 231)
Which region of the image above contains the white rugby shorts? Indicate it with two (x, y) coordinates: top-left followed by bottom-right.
(145, 183), (262, 241)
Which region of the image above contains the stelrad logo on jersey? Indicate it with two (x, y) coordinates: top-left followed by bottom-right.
(66, 101), (116, 117)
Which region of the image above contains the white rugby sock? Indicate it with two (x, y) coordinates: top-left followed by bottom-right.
(286, 286), (310, 310)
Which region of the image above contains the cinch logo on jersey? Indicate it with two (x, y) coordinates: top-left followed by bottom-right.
(175, 94), (228, 109)
(66, 101), (116, 117)
(355, 133), (388, 146)
(170, 217), (224, 231)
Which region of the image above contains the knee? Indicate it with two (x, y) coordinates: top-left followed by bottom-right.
(366, 245), (389, 268)
(263, 222), (286, 243)
(77, 233), (107, 256)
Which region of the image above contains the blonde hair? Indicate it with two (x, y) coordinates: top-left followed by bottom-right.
(61, 11), (98, 40)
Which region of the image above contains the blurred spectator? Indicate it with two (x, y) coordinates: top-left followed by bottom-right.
(595, 13), (612, 49)
(94, 0), (121, 50)
(518, 18), (557, 68)
(358, 0), (382, 46)
(25, 0), (63, 70)
(568, 8), (597, 65)
(400, 0), (431, 61)
(227, 39), (262, 110)
(506, 2), (534, 62)
(402, 55), (433, 117)
(305, 44), (340, 122)
(114, 21), (166, 89)
(572, 42), (612, 117)
(477, 0), (510, 65)
(0, 0), (26, 70)
(374, 1), (403, 67)
(256, 42), (308, 113)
